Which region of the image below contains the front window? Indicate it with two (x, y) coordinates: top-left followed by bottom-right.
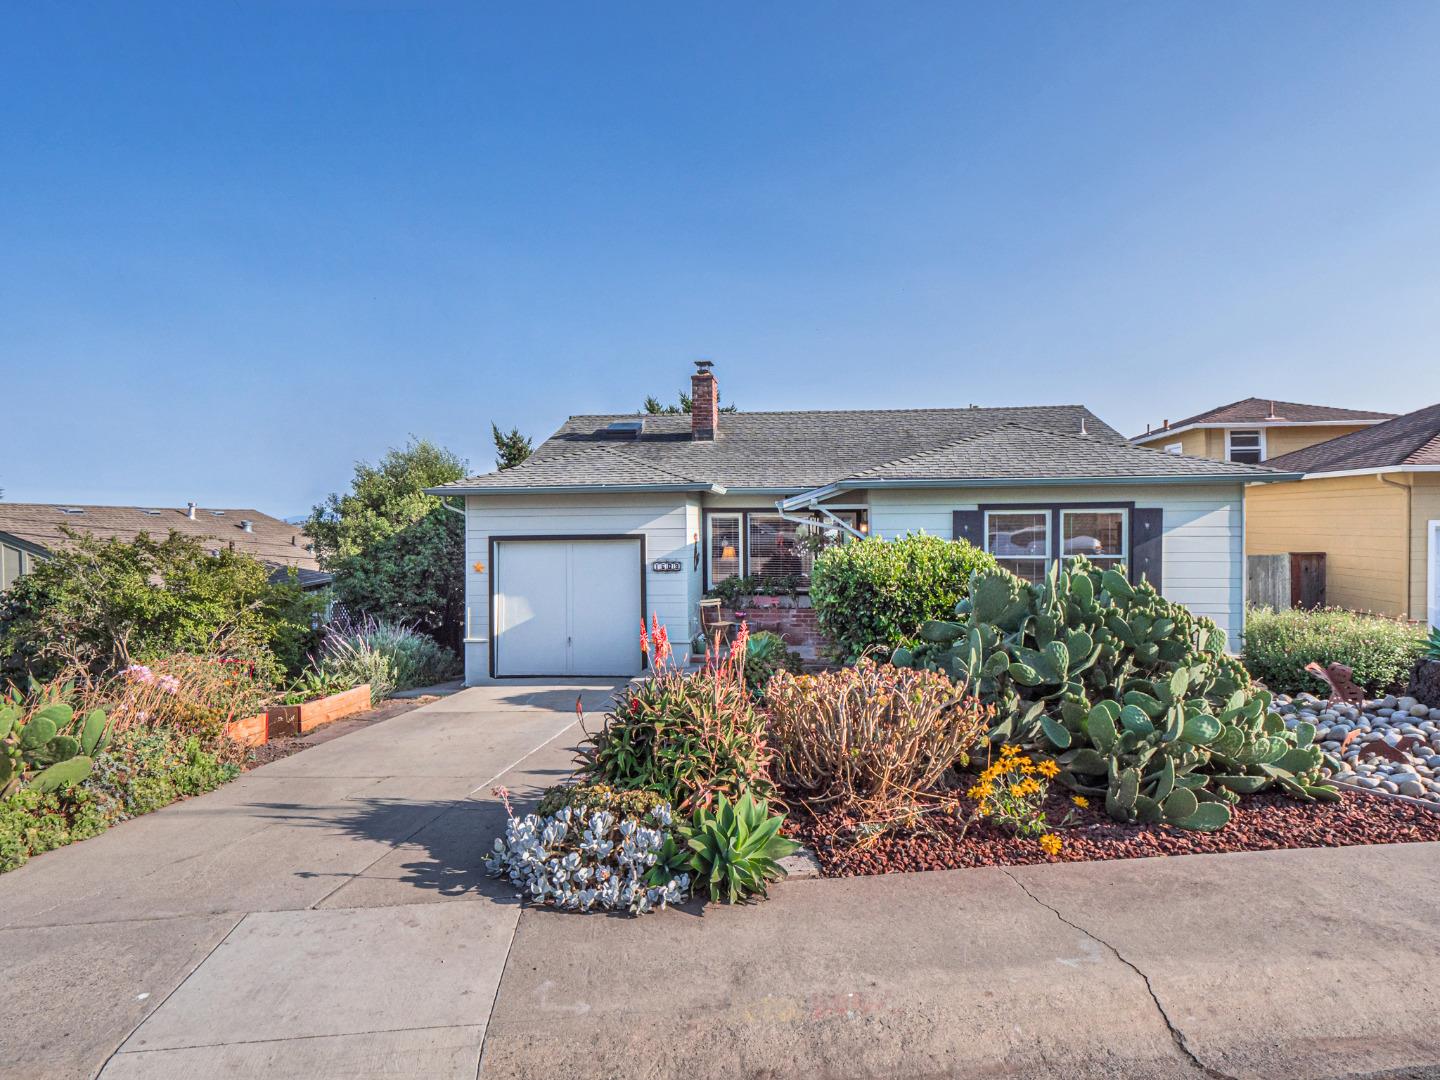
(707, 515), (742, 588)
(1227, 429), (1264, 464)
(706, 510), (864, 589)
(1061, 509), (1127, 571)
(986, 510), (1050, 582)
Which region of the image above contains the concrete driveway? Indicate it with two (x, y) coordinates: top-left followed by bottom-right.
(3, 682), (1439, 1080)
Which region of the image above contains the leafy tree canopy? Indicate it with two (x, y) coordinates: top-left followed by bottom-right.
(0, 529), (316, 682)
(305, 438), (466, 566)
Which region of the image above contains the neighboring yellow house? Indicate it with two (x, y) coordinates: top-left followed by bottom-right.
(1244, 402), (1440, 627)
(1131, 397), (1394, 465)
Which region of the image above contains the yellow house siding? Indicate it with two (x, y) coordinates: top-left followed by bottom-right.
(1264, 424), (1372, 459)
(1407, 474), (1440, 623)
(1139, 424), (1376, 463)
(1246, 475), (1409, 617)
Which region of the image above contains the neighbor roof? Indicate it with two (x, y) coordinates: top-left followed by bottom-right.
(1264, 402), (1440, 474)
(0, 504), (327, 586)
(1132, 397), (1394, 442)
(434, 406), (1294, 497)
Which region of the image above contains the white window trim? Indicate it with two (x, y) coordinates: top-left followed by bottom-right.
(1164, 441), (1184, 455)
(1226, 428), (1267, 463)
(1060, 508), (1128, 565)
(706, 513), (743, 590)
(983, 509), (1051, 572)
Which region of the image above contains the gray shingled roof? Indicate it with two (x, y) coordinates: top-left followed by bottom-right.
(1265, 402), (1440, 474)
(1133, 397), (1394, 441)
(0, 504), (328, 586)
(436, 406), (1293, 496)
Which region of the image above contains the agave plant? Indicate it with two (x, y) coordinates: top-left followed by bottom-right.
(1426, 626), (1440, 662)
(680, 791), (797, 904)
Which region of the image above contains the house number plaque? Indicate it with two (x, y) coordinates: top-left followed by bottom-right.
(651, 560), (683, 572)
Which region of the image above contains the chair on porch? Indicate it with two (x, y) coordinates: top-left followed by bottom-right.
(698, 598), (737, 656)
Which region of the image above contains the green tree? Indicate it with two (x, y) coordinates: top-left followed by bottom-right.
(491, 423), (532, 470)
(641, 392), (738, 414)
(306, 438), (468, 650)
(0, 529), (312, 682)
(305, 438), (466, 565)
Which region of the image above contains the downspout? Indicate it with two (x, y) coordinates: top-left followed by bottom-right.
(1379, 473), (1413, 618)
(439, 496), (470, 650)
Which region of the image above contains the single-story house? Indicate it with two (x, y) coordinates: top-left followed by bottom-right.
(1130, 398), (1394, 464)
(0, 503), (330, 592)
(1247, 402), (1440, 626)
(431, 362), (1295, 684)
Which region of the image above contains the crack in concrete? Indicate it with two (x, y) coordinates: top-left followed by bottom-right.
(1002, 869), (1238, 1080)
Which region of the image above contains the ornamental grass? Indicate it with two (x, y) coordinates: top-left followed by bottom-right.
(764, 659), (990, 812)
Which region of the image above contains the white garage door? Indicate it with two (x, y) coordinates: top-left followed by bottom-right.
(493, 537), (643, 677)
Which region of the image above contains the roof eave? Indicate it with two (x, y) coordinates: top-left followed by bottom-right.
(1286, 464), (1440, 480)
(426, 483), (726, 497)
(783, 474), (1294, 507)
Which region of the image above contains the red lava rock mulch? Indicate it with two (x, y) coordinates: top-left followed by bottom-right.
(783, 787), (1440, 877)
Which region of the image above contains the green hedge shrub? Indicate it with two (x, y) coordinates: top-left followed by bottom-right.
(1242, 606), (1427, 695)
(810, 534), (998, 662)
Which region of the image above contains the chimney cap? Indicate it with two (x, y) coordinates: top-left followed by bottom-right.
(693, 359), (714, 373)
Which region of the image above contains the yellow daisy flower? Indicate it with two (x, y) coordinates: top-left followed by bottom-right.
(1039, 833), (1062, 856)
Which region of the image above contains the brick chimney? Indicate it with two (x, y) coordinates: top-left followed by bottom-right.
(691, 360), (718, 441)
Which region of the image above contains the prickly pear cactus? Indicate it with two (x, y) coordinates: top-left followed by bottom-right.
(0, 690), (109, 799)
(893, 557), (1339, 828)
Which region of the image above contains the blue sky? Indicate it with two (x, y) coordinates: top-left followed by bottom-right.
(4, 2), (1439, 516)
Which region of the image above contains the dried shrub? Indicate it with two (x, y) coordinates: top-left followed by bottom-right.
(765, 659), (989, 810)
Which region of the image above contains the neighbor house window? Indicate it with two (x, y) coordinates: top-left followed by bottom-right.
(985, 510), (1050, 582)
(1164, 442), (1184, 455)
(1226, 429), (1265, 464)
(1061, 509), (1127, 572)
(706, 509), (865, 589)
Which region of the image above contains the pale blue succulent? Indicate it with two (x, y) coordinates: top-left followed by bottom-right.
(486, 798), (690, 915)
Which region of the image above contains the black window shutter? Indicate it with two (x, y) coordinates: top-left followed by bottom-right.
(953, 510), (983, 546)
(1131, 508), (1163, 590)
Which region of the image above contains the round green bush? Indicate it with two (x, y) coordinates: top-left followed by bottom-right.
(809, 534), (999, 662)
(1242, 606), (1427, 695)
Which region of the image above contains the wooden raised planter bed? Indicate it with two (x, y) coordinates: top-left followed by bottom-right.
(223, 684), (373, 747)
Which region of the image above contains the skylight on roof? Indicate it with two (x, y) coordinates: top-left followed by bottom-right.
(605, 419), (645, 436)
(140, 508), (161, 515)
(208, 510), (225, 516)
(56, 507), (86, 515)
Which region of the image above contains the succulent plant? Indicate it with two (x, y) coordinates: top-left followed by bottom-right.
(893, 558), (1338, 829)
(680, 791), (797, 904)
(1, 687), (110, 799)
(485, 802), (690, 915)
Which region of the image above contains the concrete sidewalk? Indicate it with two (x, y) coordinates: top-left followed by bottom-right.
(3, 679), (1440, 1079)
(0, 681), (622, 1080)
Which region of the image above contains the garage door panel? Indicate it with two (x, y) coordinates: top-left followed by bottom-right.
(493, 538), (642, 677)
(569, 540), (643, 675)
(494, 543), (570, 676)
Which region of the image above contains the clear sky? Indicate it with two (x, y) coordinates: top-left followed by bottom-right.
(4, 2), (1439, 516)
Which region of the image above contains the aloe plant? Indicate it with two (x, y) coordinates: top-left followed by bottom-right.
(1426, 626), (1440, 662)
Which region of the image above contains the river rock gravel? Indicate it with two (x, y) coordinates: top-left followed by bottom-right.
(1272, 692), (1440, 805)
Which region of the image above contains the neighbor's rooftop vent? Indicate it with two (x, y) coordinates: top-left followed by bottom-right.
(239, 519), (254, 532)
